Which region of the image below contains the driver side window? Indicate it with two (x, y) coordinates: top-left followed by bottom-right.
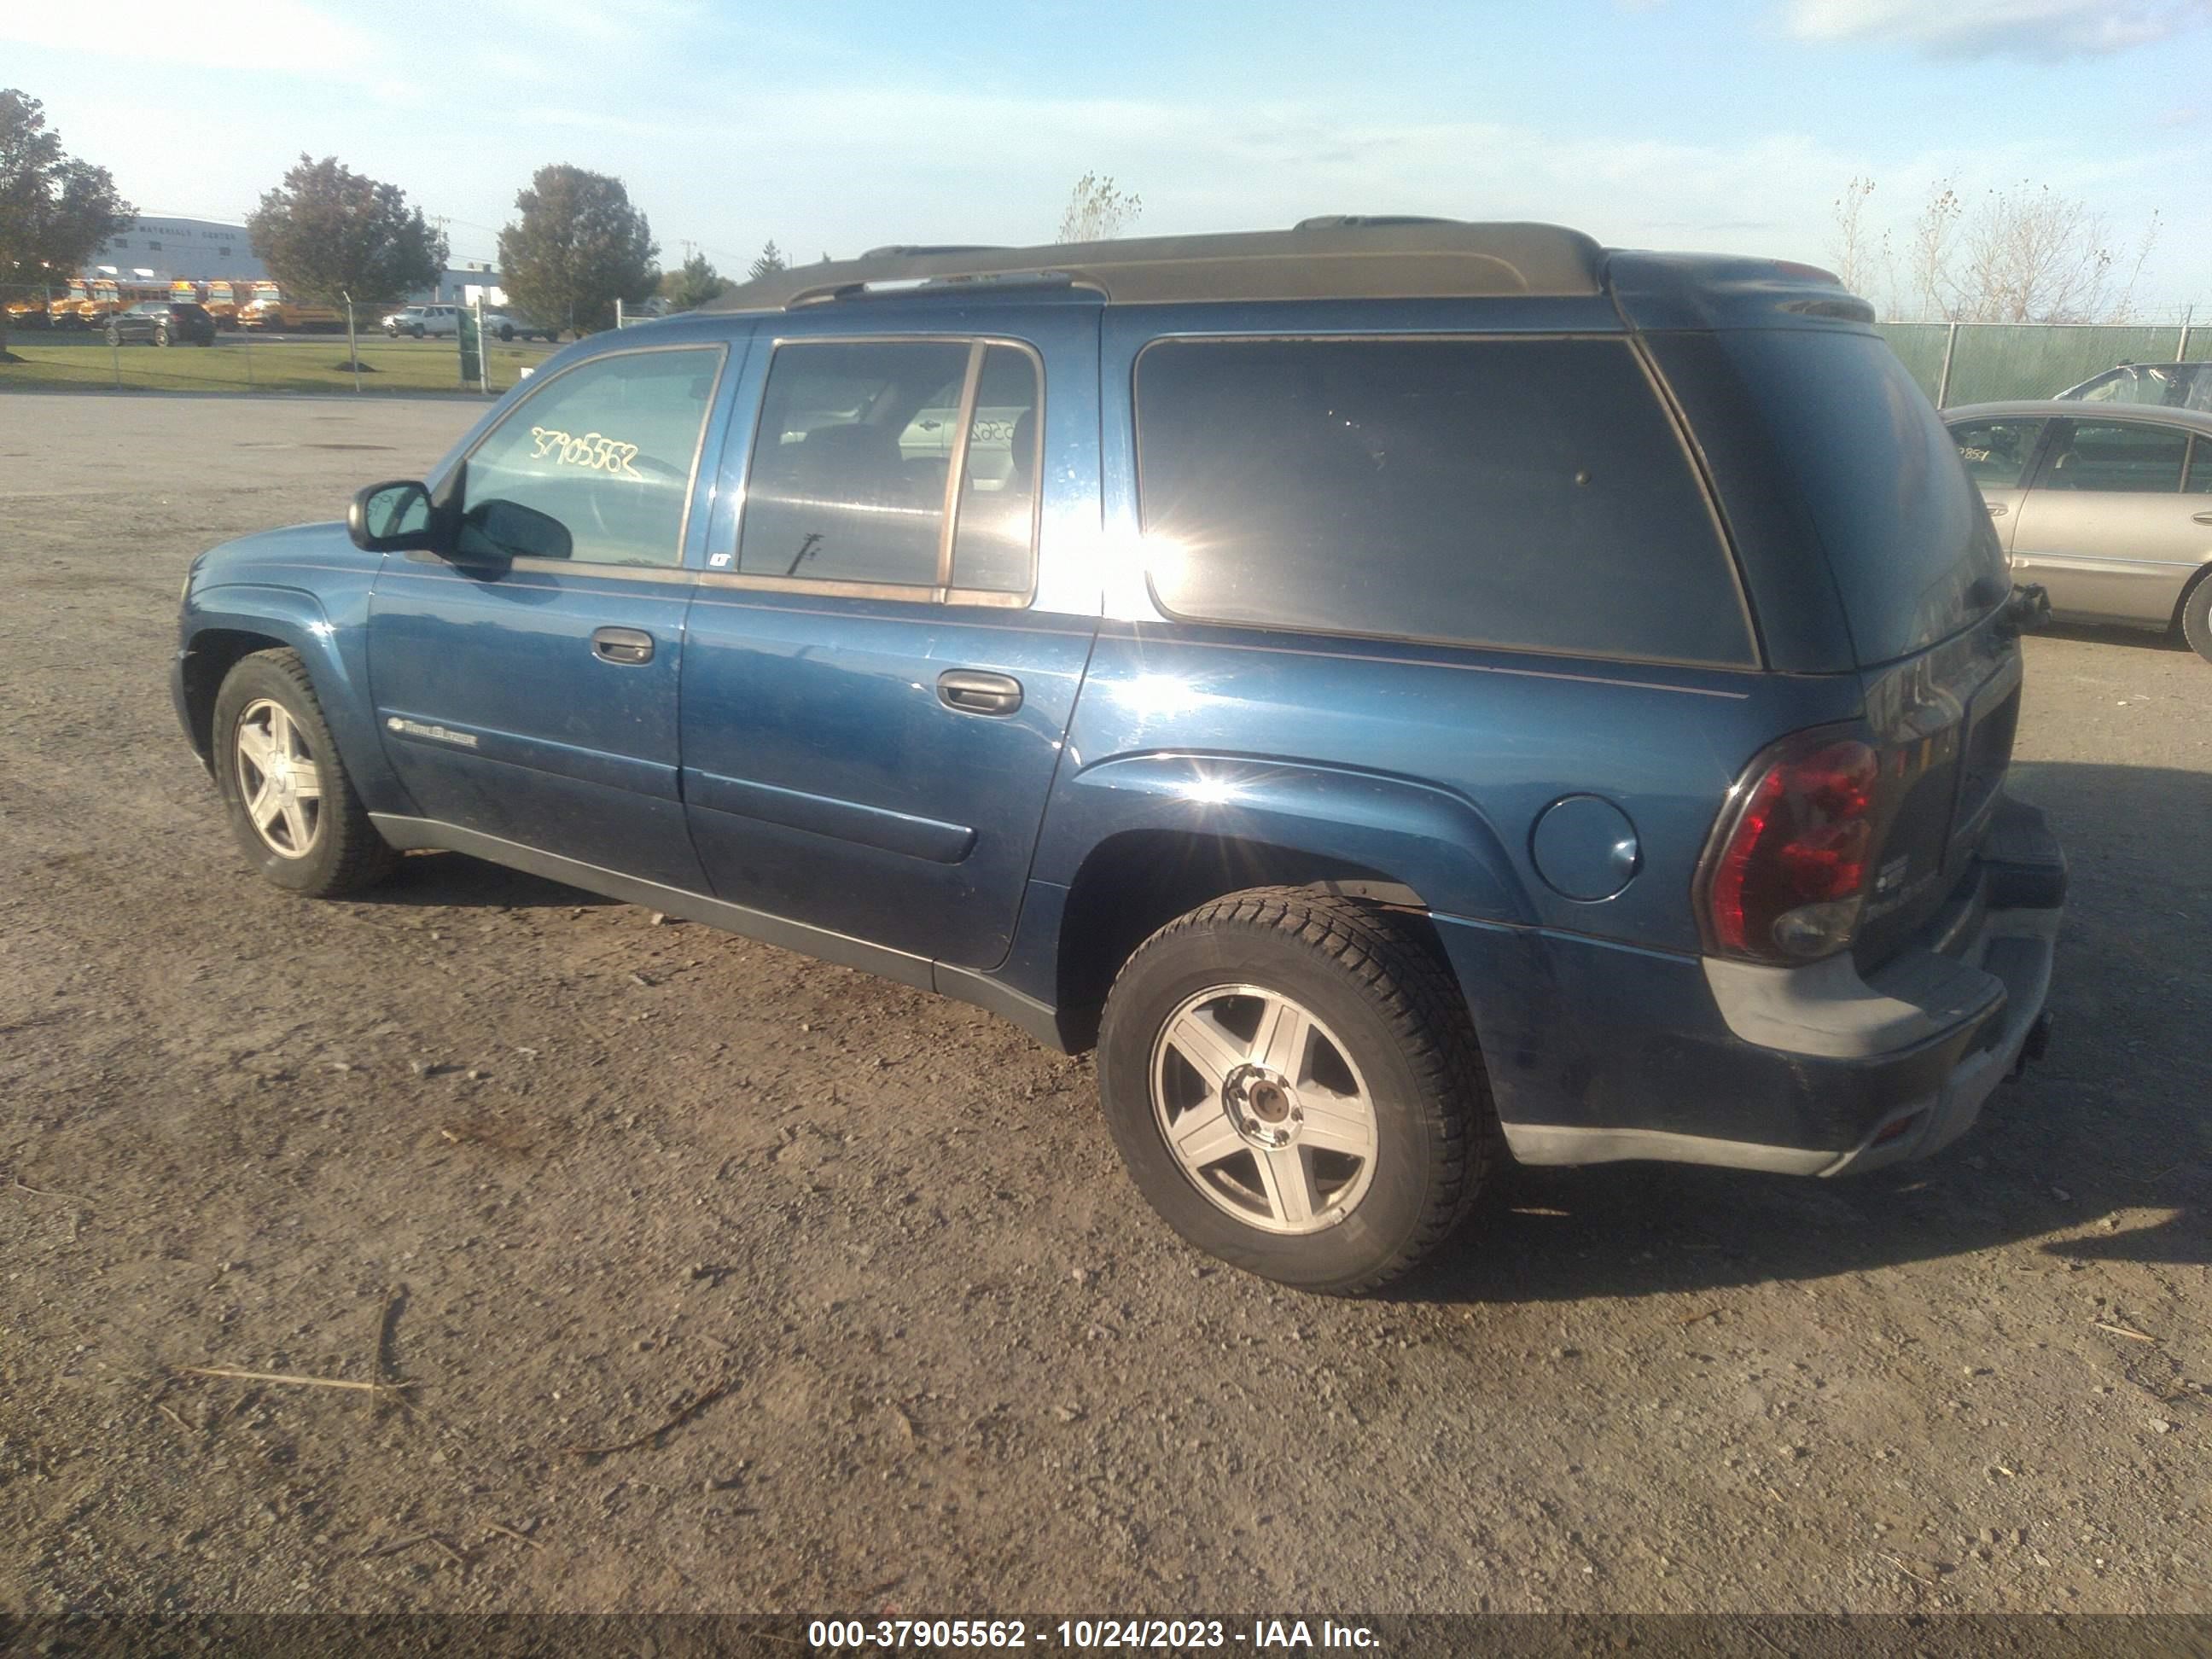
(458, 346), (723, 567)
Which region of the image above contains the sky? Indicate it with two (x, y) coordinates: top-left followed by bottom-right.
(5, 0), (2209, 313)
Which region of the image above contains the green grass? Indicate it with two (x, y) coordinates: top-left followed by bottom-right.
(0, 332), (555, 396)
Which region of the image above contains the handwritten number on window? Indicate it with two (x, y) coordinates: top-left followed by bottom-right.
(529, 426), (645, 480)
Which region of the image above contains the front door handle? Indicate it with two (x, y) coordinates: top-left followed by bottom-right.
(591, 626), (655, 665)
(2193, 510), (2212, 526)
(938, 669), (1023, 716)
(1985, 501), (2008, 517)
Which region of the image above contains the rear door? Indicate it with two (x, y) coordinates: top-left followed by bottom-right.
(368, 341), (733, 889)
(678, 306), (1101, 970)
(2010, 416), (2206, 625)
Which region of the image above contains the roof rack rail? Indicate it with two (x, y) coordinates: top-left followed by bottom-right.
(701, 218), (1607, 312)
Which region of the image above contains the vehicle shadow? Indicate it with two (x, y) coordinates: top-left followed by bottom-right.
(1406, 760), (2212, 1305)
(364, 848), (617, 910)
(2038, 619), (2192, 655)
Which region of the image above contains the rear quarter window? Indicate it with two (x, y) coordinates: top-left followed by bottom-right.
(1133, 336), (1755, 667)
(1707, 329), (2008, 665)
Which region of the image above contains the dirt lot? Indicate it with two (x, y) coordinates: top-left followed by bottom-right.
(1, 392), (2205, 1617)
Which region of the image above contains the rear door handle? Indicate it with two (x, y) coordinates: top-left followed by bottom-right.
(1985, 502), (2008, 517)
(591, 626), (655, 665)
(937, 669), (1022, 716)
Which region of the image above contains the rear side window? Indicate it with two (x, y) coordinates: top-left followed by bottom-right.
(1705, 329), (2007, 666)
(2038, 420), (2187, 493)
(736, 339), (1040, 595)
(1133, 336), (1754, 665)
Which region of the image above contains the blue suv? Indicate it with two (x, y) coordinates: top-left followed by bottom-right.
(173, 219), (2065, 1294)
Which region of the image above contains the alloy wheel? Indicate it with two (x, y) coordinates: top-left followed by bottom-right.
(1150, 985), (1379, 1234)
(233, 698), (325, 859)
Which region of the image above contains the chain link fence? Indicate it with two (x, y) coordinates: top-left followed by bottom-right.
(2, 282), (553, 396)
(1879, 318), (2202, 409)
(9, 278), (2202, 408)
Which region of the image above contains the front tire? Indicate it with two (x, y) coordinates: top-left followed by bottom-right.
(212, 649), (397, 897)
(410, 323), (425, 339)
(2180, 573), (2212, 665)
(1097, 888), (1497, 1295)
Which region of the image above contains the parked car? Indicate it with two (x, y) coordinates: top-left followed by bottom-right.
(1946, 400), (2212, 661)
(172, 220), (2064, 1295)
(105, 300), (218, 347)
(381, 305), (462, 339)
(483, 311), (561, 343)
(2054, 361), (2212, 412)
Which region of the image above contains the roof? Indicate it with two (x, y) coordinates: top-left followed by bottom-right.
(702, 218), (1609, 311)
(1941, 399), (2212, 435)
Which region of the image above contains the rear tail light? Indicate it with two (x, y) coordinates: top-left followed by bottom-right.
(1699, 730), (1883, 964)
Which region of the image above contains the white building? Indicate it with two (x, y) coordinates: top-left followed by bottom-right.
(89, 215), (263, 282)
(84, 214), (506, 307)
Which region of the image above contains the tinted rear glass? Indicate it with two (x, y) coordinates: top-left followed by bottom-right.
(1714, 329), (2007, 665)
(1134, 336), (1754, 666)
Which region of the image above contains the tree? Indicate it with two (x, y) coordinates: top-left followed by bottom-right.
(748, 240), (786, 282)
(1826, 176), (1885, 301)
(497, 165), (659, 335)
(246, 154), (447, 362)
(658, 251), (726, 312)
(1854, 174), (2160, 323)
(0, 90), (132, 364)
(1057, 172), (1141, 244)
(1949, 183), (2155, 323)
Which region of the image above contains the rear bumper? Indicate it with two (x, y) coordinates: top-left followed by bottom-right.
(1443, 795), (2065, 1176)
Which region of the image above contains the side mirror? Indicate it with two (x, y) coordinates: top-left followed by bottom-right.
(458, 498), (573, 562)
(348, 480), (434, 552)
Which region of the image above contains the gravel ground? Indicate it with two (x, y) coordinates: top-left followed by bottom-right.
(1, 392), (2205, 1617)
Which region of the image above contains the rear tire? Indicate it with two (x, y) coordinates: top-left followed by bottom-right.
(1097, 888), (1497, 1295)
(212, 649), (398, 898)
(2180, 573), (2212, 665)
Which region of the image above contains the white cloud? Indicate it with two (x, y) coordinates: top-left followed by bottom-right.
(1783, 0), (2212, 58)
(0, 0), (380, 79)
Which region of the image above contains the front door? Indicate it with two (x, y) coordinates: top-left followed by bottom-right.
(679, 315), (1100, 969)
(2011, 416), (2207, 626)
(368, 341), (732, 890)
(1948, 413), (2047, 555)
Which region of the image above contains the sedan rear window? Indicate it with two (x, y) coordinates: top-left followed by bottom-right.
(1133, 336), (1755, 666)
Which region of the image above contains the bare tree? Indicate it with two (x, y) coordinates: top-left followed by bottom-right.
(2105, 210), (2163, 325)
(1885, 177), (2160, 323)
(1951, 183), (2117, 323)
(1057, 173), (1141, 244)
(1827, 176), (1885, 303)
(1905, 178), (1965, 322)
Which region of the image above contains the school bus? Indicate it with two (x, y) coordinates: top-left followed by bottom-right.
(80, 278), (130, 326)
(42, 281), (93, 328)
(199, 278), (246, 330)
(3, 290), (52, 329)
(236, 281), (345, 331)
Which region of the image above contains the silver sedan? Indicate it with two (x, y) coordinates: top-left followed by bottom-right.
(1945, 399), (2212, 662)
